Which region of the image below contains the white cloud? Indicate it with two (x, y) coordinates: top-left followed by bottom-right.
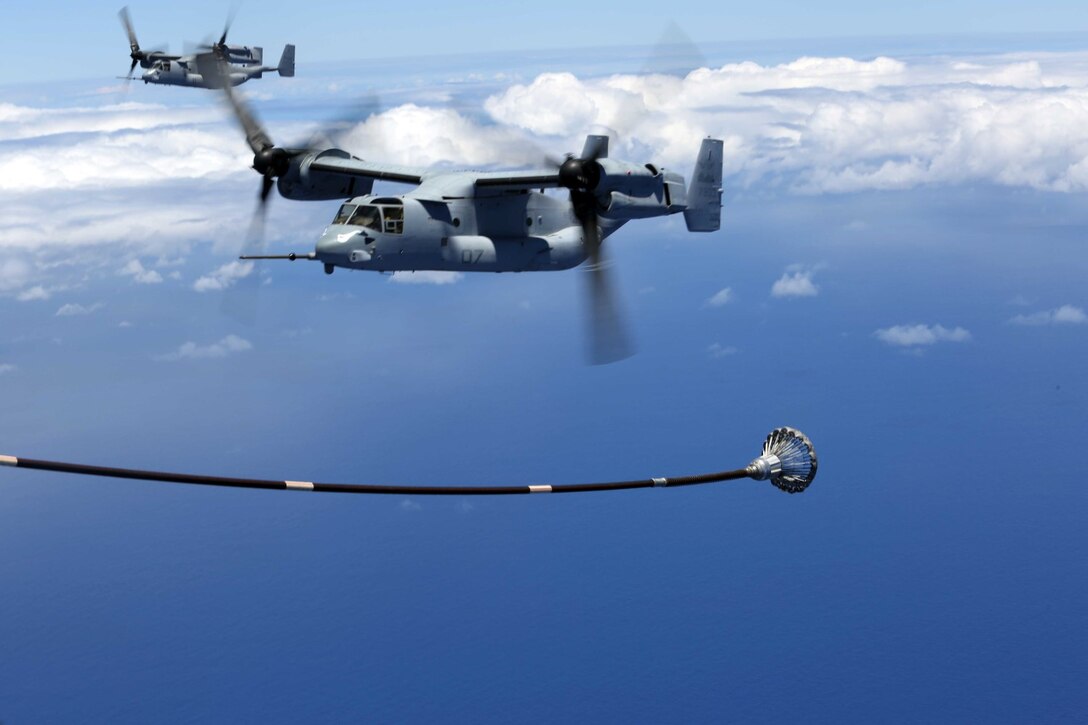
(400, 499), (422, 512)
(708, 343), (738, 358)
(55, 302), (104, 317)
(479, 51), (1088, 193)
(1010, 305), (1087, 326)
(704, 287), (733, 307)
(156, 334), (253, 361)
(0, 258), (32, 293)
(771, 269), (819, 298)
(0, 363), (15, 375)
(16, 285), (50, 301)
(119, 259), (163, 285)
(389, 271), (464, 285)
(874, 324), (972, 347)
(193, 261), (254, 292)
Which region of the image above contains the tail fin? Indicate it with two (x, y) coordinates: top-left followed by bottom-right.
(277, 44), (295, 77)
(684, 138), (723, 232)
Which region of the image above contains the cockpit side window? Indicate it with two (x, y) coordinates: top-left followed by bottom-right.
(333, 204), (357, 225)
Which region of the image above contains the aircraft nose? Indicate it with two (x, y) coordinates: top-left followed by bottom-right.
(316, 227), (371, 266)
(315, 229), (346, 257)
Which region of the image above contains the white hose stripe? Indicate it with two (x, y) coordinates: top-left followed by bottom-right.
(285, 480), (315, 491)
(652, 477), (667, 487)
(528, 485), (553, 493)
(0, 455), (17, 466)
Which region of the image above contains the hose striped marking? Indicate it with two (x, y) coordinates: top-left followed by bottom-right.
(0, 455), (18, 466)
(285, 480), (315, 491)
(528, 485), (553, 494)
(652, 477), (668, 487)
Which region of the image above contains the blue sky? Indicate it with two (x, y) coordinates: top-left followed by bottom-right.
(2, 5), (1088, 724)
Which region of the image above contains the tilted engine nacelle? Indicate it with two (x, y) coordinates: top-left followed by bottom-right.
(599, 169), (688, 221)
(277, 150), (375, 201)
(594, 158), (662, 198)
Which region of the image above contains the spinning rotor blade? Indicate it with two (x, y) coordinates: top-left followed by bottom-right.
(217, 5), (237, 50)
(118, 6), (139, 53)
(572, 190), (634, 365)
(550, 136), (632, 364)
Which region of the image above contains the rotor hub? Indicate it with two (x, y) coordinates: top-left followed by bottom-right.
(559, 157), (601, 191)
(254, 147), (290, 177)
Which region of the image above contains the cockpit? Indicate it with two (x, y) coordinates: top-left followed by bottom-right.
(332, 198), (404, 235)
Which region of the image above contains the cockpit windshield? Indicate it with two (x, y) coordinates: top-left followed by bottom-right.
(349, 206), (382, 232)
(331, 202), (404, 235)
(333, 204), (357, 225)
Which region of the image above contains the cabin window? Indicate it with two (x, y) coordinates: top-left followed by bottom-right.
(382, 206), (404, 235)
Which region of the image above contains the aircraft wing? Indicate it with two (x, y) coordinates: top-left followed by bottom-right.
(308, 155), (426, 185)
(473, 169), (562, 189)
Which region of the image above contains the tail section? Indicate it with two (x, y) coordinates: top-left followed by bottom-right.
(684, 138), (723, 232)
(277, 44), (295, 77)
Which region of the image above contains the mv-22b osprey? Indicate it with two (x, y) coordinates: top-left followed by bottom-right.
(213, 71), (723, 363)
(118, 6), (294, 89)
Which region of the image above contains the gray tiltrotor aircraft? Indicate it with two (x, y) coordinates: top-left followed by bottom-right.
(118, 6), (294, 88)
(216, 79), (723, 363)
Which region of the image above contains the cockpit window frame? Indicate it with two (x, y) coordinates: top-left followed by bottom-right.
(332, 201), (405, 235)
(332, 203), (357, 225)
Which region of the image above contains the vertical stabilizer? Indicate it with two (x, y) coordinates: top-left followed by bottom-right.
(278, 44), (295, 77)
(684, 138), (723, 232)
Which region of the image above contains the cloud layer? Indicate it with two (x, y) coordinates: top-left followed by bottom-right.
(7, 49), (1088, 299)
(156, 335), (253, 361)
(874, 324), (972, 347)
(1010, 305), (1087, 326)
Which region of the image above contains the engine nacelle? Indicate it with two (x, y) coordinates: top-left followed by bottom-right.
(277, 150), (375, 201)
(595, 158), (662, 198)
(601, 170), (689, 220)
(602, 192), (667, 220)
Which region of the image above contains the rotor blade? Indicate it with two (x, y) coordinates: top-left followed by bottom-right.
(199, 53), (274, 153)
(574, 196), (634, 365)
(118, 6), (139, 51)
(591, 23), (707, 156)
(128, 57), (138, 78)
(288, 94), (383, 152)
(220, 181), (271, 325)
(260, 173), (275, 203)
(219, 4), (238, 47)
(580, 135), (608, 161)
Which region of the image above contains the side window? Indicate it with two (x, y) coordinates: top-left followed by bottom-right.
(383, 206), (404, 235)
